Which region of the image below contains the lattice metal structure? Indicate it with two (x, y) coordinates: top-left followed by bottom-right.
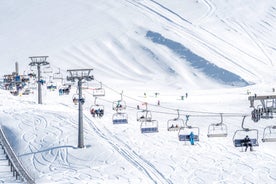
(29, 56), (49, 104)
(67, 69), (94, 148)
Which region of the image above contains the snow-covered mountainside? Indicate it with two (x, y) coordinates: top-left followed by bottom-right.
(1, 0), (275, 89)
(0, 0), (276, 183)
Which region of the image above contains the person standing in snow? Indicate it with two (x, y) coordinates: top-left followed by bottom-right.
(189, 131), (194, 145)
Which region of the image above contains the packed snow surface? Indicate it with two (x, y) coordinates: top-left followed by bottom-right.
(0, 0), (276, 183)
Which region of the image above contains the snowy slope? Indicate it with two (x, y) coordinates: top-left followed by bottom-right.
(0, 0), (276, 183)
(1, 0), (276, 89)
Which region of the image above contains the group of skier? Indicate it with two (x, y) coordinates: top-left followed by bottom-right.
(90, 108), (104, 118)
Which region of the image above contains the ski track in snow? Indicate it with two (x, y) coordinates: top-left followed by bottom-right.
(125, 0), (262, 78)
(84, 114), (173, 184)
(8, 110), (73, 180)
(233, 20), (274, 66)
(196, 0), (216, 25)
(1, 89), (276, 183)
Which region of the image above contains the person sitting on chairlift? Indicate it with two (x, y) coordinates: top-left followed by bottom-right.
(90, 108), (95, 117)
(189, 131), (195, 145)
(243, 135), (253, 152)
(73, 97), (78, 105)
(99, 109), (104, 117)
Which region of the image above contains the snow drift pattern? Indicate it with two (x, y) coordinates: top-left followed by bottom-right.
(146, 31), (250, 86)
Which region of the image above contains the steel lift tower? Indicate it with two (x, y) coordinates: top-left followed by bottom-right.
(67, 69), (94, 148)
(29, 56), (49, 104)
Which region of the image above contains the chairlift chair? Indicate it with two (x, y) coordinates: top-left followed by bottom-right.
(93, 82), (105, 97)
(27, 70), (36, 78)
(112, 112), (128, 124)
(43, 65), (53, 74)
(262, 125), (276, 142)
(178, 115), (199, 142)
(232, 116), (259, 147)
(93, 88), (105, 97)
(46, 81), (57, 91)
(58, 85), (71, 95)
(90, 104), (104, 118)
(137, 110), (152, 122)
(167, 109), (184, 131)
(22, 88), (32, 95)
(207, 113), (228, 137)
(81, 81), (90, 90)
(137, 102), (152, 121)
(140, 119), (158, 133)
(112, 100), (126, 111)
(90, 97), (104, 118)
(53, 68), (63, 80)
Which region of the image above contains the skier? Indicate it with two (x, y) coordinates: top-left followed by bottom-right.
(90, 108), (95, 117)
(189, 131), (194, 145)
(243, 135), (253, 152)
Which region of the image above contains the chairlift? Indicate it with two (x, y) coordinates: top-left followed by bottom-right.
(43, 65), (53, 74)
(72, 94), (85, 105)
(24, 69), (36, 78)
(58, 84), (71, 95)
(81, 81), (91, 90)
(53, 68), (63, 80)
(46, 81), (57, 91)
(93, 82), (105, 97)
(90, 97), (104, 118)
(21, 75), (30, 83)
(140, 119), (158, 133)
(262, 125), (276, 142)
(232, 116), (259, 147)
(112, 91), (127, 111)
(137, 103), (152, 122)
(22, 88), (32, 95)
(207, 113), (228, 137)
(10, 89), (19, 96)
(112, 112), (128, 124)
(112, 91), (128, 124)
(112, 100), (127, 111)
(167, 109), (184, 131)
(178, 115), (199, 142)
(137, 110), (152, 122)
(3, 75), (13, 84)
(28, 71), (36, 78)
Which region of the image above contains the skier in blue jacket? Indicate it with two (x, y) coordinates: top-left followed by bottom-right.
(189, 131), (194, 145)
